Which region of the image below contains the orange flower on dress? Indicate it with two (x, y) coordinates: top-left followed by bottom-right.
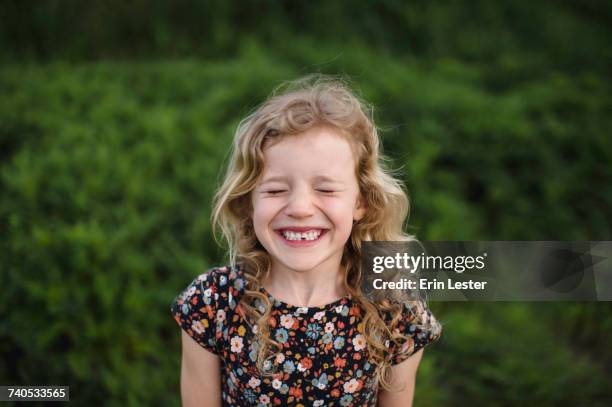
(334, 357), (346, 368)
(300, 357), (313, 369)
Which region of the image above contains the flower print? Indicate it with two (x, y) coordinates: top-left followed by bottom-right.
(272, 378), (282, 389)
(219, 275), (227, 286)
(289, 386), (303, 400)
(330, 388), (340, 398)
(364, 362), (371, 371)
(334, 336), (345, 349)
(333, 357), (346, 368)
(181, 303), (190, 315)
(234, 277), (244, 290)
(297, 357), (313, 372)
(237, 325), (246, 336)
(324, 322), (335, 333)
(280, 384), (289, 394)
(259, 394), (270, 404)
(186, 285), (196, 298)
(353, 334), (366, 351)
(283, 360), (295, 373)
(335, 305), (344, 313)
(401, 337), (415, 353)
(216, 309), (226, 322)
(263, 360), (272, 372)
(249, 348), (258, 362)
(322, 332), (333, 344)
(203, 288), (212, 298)
(252, 324), (259, 334)
(275, 353), (285, 364)
(340, 394), (354, 406)
(244, 389), (256, 403)
(280, 314), (295, 329)
(230, 336), (243, 353)
(306, 323), (321, 339)
(300, 357), (313, 369)
(275, 328), (289, 344)
(314, 401), (325, 407)
(192, 320), (205, 334)
(296, 307), (308, 314)
(248, 377), (261, 388)
(318, 374), (328, 387)
(313, 311), (325, 320)
(343, 378), (361, 393)
(307, 346), (316, 355)
(341, 306), (349, 316)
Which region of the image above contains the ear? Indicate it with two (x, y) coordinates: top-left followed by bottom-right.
(353, 194), (366, 222)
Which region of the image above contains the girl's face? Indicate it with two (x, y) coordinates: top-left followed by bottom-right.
(252, 126), (365, 275)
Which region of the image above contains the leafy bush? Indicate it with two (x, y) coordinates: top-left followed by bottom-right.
(1, 26), (610, 407)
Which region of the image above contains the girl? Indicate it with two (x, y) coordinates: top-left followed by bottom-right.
(171, 75), (442, 407)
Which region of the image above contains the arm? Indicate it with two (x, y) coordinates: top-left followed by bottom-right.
(180, 330), (222, 407)
(377, 349), (424, 407)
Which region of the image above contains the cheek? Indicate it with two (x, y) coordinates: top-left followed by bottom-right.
(324, 199), (357, 233)
(252, 198), (280, 230)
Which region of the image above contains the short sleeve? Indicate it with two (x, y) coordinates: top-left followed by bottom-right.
(390, 301), (442, 365)
(170, 269), (223, 355)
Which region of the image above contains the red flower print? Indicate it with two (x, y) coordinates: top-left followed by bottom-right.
(334, 357), (346, 368)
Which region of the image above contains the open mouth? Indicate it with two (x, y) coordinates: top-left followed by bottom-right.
(275, 228), (328, 243)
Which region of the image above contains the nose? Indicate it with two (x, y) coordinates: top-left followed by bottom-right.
(285, 186), (315, 218)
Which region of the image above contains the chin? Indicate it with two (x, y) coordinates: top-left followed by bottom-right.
(275, 255), (327, 273)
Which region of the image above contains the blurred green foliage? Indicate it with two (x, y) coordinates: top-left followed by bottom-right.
(1, 1), (611, 406)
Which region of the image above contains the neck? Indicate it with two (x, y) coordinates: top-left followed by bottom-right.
(263, 261), (349, 307)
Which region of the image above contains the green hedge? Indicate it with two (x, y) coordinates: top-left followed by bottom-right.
(1, 44), (611, 405)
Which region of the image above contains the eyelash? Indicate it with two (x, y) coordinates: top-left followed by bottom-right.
(265, 189), (335, 195)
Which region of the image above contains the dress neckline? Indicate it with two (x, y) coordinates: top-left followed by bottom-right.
(259, 285), (352, 314)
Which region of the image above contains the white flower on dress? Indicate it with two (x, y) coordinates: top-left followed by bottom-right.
(216, 309), (226, 322)
(259, 394), (270, 404)
(314, 401), (324, 406)
(248, 377), (261, 388)
(272, 379), (282, 389)
(324, 322), (335, 333)
(191, 320), (205, 334)
(353, 334), (366, 351)
(203, 288), (212, 298)
(230, 336), (243, 353)
(280, 314), (295, 329)
(343, 378), (360, 393)
(275, 353), (285, 364)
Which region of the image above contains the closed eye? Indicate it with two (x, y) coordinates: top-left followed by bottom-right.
(266, 190), (286, 195)
(317, 189), (336, 194)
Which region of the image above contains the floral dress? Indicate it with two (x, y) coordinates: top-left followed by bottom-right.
(171, 265), (441, 406)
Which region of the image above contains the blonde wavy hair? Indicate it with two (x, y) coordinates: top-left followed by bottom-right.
(212, 75), (435, 390)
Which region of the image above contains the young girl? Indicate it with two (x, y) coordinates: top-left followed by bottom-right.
(171, 76), (442, 407)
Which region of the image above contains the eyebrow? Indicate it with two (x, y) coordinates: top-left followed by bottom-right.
(259, 175), (344, 185)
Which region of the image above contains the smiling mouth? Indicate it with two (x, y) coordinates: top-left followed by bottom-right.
(275, 229), (328, 242)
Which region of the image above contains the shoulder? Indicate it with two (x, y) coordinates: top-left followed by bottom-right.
(170, 265), (247, 353)
(173, 265), (246, 310)
(386, 300), (442, 365)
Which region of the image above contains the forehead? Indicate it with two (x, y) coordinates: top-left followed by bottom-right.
(261, 127), (357, 180)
